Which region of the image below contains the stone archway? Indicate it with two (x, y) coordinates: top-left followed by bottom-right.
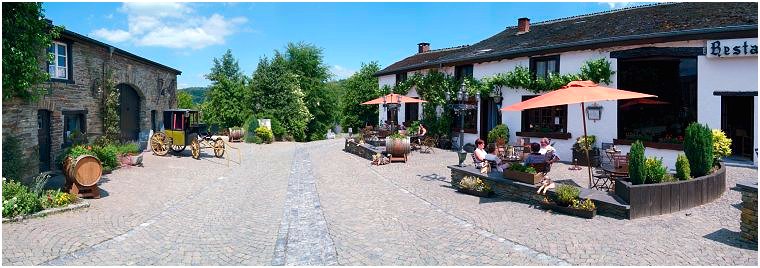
(117, 83), (141, 141)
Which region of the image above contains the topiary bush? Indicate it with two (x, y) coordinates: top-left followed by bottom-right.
(684, 123), (714, 177)
(712, 129), (732, 163)
(487, 124), (509, 144)
(676, 154), (691, 181)
(644, 156), (667, 184)
(628, 140), (646, 185)
(255, 126), (274, 144)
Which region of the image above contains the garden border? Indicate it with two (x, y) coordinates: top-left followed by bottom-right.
(2, 201), (90, 223)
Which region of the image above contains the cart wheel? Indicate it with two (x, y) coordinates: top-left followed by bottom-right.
(170, 144), (186, 153)
(213, 137), (225, 158)
(191, 139), (200, 159)
(150, 132), (169, 156)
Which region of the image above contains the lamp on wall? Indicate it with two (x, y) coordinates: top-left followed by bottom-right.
(491, 90), (504, 109)
(586, 103), (603, 122)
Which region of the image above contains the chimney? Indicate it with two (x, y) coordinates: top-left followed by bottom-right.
(418, 42), (430, 53)
(517, 17), (530, 33)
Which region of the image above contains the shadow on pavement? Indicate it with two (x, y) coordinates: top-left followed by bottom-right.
(703, 228), (758, 251)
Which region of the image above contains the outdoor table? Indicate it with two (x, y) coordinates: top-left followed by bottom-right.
(604, 148), (622, 164)
(601, 164), (629, 181)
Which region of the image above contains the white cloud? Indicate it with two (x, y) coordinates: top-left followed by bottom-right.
(90, 2), (247, 50)
(604, 2), (634, 9)
(329, 65), (356, 80)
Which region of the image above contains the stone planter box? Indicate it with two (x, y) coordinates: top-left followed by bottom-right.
(572, 147), (601, 167)
(503, 170), (543, 185)
(539, 200), (597, 219)
(615, 163), (726, 219)
(457, 188), (493, 197)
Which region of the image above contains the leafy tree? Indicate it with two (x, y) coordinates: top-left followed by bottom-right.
(202, 49), (250, 128)
(2, 3), (61, 101)
(179, 87), (208, 104)
(249, 53), (312, 141)
(284, 42), (340, 141)
(176, 91), (194, 109)
(341, 62), (382, 131)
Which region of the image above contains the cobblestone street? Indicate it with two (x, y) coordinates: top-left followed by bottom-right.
(2, 139), (757, 265)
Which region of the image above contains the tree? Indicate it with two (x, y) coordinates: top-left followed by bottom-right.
(202, 49), (250, 128)
(176, 91), (194, 109)
(249, 53), (312, 141)
(284, 42), (340, 141)
(341, 62), (382, 131)
(2, 3), (61, 101)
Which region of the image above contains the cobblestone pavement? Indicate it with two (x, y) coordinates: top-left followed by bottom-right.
(3, 142), (294, 265)
(3, 138), (757, 266)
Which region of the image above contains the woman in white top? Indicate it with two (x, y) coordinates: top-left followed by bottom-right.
(473, 139), (487, 168)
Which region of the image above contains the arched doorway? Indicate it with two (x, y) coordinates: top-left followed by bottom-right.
(118, 83), (141, 142)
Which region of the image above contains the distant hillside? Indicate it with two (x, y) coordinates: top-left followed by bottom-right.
(179, 87), (208, 104)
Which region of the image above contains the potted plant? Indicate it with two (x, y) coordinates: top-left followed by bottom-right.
(502, 163), (543, 184)
(487, 124), (510, 144)
(572, 135), (600, 167)
(457, 175), (493, 197)
(540, 184), (597, 219)
(386, 133), (410, 162)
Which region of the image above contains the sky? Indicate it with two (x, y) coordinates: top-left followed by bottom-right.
(41, 1), (646, 89)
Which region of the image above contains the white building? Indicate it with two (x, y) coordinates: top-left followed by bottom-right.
(374, 2), (758, 168)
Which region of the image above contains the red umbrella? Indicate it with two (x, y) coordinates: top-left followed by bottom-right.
(502, 80), (657, 188)
(619, 98), (669, 109)
(361, 93), (427, 105)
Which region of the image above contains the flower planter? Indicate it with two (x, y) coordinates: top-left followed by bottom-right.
(457, 188), (493, 197)
(503, 170), (544, 185)
(540, 200), (597, 219)
(572, 147), (601, 167)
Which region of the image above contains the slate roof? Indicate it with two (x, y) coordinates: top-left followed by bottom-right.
(375, 2), (758, 76)
(378, 45), (469, 75)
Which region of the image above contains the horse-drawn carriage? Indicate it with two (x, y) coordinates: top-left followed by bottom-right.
(150, 109), (225, 159)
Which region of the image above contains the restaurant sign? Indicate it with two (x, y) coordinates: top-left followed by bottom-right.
(707, 38), (758, 58)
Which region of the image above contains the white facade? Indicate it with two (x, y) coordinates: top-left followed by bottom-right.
(379, 39), (758, 167)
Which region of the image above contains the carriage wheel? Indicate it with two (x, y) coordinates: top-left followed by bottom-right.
(150, 132), (169, 156)
(213, 137), (225, 158)
(190, 139), (200, 159)
(170, 144), (186, 153)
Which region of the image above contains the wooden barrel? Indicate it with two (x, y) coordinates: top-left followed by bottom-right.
(64, 155), (102, 187)
(229, 128), (244, 141)
(386, 137), (411, 156)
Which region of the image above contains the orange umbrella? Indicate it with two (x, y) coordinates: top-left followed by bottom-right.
(619, 98), (669, 109)
(501, 80), (657, 188)
(361, 93), (427, 105)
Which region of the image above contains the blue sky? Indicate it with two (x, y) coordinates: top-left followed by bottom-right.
(42, 2), (643, 88)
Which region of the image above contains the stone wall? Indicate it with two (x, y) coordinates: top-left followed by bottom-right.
(2, 33), (179, 178)
(737, 180), (758, 243)
(344, 139), (381, 161)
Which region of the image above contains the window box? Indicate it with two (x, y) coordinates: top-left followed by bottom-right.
(516, 131), (572, 140)
(613, 139), (684, 151)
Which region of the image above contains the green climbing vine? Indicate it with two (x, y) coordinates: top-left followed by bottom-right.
(101, 70), (120, 143)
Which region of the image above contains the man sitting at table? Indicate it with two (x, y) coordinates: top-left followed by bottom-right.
(524, 142), (547, 165)
(539, 137), (560, 164)
(485, 144), (508, 172)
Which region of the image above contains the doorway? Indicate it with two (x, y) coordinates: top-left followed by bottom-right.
(118, 84), (141, 142)
(479, 97), (501, 141)
(37, 110), (51, 172)
(721, 95), (754, 158)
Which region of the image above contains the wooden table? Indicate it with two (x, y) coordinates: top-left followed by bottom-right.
(604, 148), (622, 164)
(602, 164), (629, 180)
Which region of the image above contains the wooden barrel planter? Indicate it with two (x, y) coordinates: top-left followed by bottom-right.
(386, 137), (410, 163)
(228, 128), (244, 142)
(63, 155), (103, 199)
(614, 163), (726, 219)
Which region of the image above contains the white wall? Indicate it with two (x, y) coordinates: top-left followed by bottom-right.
(697, 54), (758, 163)
(378, 75), (395, 124)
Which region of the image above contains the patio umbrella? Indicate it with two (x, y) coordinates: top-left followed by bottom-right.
(361, 93), (428, 105)
(619, 98), (669, 109)
(501, 80), (657, 188)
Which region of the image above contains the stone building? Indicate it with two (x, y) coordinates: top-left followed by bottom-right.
(2, 28), (181, 177)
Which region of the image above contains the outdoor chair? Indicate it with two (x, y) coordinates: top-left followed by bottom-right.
(591, 167), (613, 191)
(601, 142), (614, 164)
(528, 162), (549, 175)
(612, 154), (629, 169)
(420, 135), (437, 154)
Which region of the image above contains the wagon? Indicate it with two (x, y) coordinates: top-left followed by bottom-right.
(149, 109), (224, 159)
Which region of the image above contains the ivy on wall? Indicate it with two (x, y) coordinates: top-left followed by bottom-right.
(101, 70), (120, 143)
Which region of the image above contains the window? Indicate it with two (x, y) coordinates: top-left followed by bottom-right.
(520, 95), (568, 134)
(62, 110), (87, 147)
(395, 72), (407, 86)
(530, 55), (560, 79)
(454, 64), (474, 81)
(48, 41), (69, 80)
(450, 96), (478, 134)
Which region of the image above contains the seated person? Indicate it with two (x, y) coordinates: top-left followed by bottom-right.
(539, 137), (560, 164)
(524, 142), (547, 165)
(485, 144), (508, 172)
(472, 139), (487, 168)
(418, 123), (427, 137)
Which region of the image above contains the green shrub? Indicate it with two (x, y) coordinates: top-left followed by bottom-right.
(2, 178), (42, 218)
(573, 135), (597, 152)
(2, 135), (25, 180)
(684, 123), (713, 177)
(555, 184), (580, 206)
(92, 145), (119, 170)
(628, 140), (646, 185)
(676, 154), (691, 181)
(487, 124), (510, 144)
(388, 133), (406, 140)
(644, 156), (667, 184)
(255, 127), (274, 144)
(506, 163), (537, 174)
(712, 129), (732, 163)
(115, 142), (140, 156)
(270, 118), (286, 140)
(407, 121), (421, 135)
